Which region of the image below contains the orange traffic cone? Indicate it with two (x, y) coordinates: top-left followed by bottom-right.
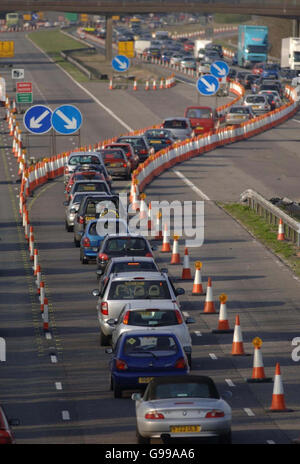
(154, 212), (163, 240)
(109, 78), (113, 90)
(152, 79), (157, 90)
(247, 338), (272, 383)
(170, 235), (180, 264)
(159, 78), (164, 89)
(139, 193), (148, 220)
(212, 294), (233, 333)
(181, 247), (192, 280)
(147, 201), (153, 232)
(161, 223), (171, 252)
(277, 218), (285, 241)
(231, 315), (247, 355)
(203, 277), (216, 314)
(270, 363), (292, 412)
(130, 184), (139, 211)
(192, 261), (204, 295)
(145, 80), (150, 91)
(133, 79), (138, 91)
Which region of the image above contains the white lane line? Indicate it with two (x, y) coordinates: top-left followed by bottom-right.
(45, 332), (52, 340)
(194, 330), (202, 336)
(292, 119), (300, 123)
(244, 408), (255, 416)
(267, 440), (276, 444)
(209, 353), (217, 360)
(50, 355), (57, 363)
(62, 410), (70, 421)
(173, 169), (211, 201)
(55, 382), (62, 390)
(225, 379), (235, 387)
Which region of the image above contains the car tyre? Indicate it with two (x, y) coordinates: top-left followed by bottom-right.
(65, 221), (73, 232)
(100, 329), (111, 347)
(187, 353), (192, 369)
(219, 430), (232, 444)
(136, 429), (150, 444)
(74, 237), (80, 248)
(113, 380), (122, 399)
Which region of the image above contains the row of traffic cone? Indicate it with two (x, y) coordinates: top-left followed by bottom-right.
(109, 76), (175, 91)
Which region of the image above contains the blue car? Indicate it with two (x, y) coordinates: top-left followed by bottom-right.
(80, 218), (128, 264)
(108, 332), (190, 398)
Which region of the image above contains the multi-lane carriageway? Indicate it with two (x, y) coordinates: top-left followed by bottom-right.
(1, 29), (300, 446)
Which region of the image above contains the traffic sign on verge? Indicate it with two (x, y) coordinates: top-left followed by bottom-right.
(23, 105), (52, 134)
(51, 105), (82, 134)
(12, 69), (24, 79)
(210, 60), (229, 79)
(118, 41), (134, 58)
(196, 74), (219, 96)
(112, 54), (130, 72)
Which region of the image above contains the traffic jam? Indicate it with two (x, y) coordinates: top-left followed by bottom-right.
(1, 10), (300, 446)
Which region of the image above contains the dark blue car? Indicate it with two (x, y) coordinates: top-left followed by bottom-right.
(108, 332), (189, 398)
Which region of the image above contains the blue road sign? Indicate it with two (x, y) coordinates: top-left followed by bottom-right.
(32, 13), (38, 21)
(197, 74), (219, 96)
(210, 60), (229, 79)
(23, 105), (52, 134)
(112, 54), (130, 72)
(51, 105), (82, 135)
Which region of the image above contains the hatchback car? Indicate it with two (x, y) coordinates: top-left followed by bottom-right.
(259, 90), (282, 109)
(63, 152), (106, 184)
(116, 135), (153, 163)
(161, 117), (193, 141)
(104, 143), (139, 171)
(64, 171), (106, 197)
(107, 332), (189, 398)
(80, 218), (129, 264)
(97, 256), (161, 284)
(68, 179), (111, 203)
(243, 94), (271, 114)
(143, 128), (178, 153)
(184, 106), (219, 135)
(132, 375), (232, 444)
(98, 149), (131, 180)
(108, 306), (194, 365)
(225, 106), (255, 125)
(92, 271), (185, 345)
(64, 192), (99, 232)
(72, 163), (112, 190)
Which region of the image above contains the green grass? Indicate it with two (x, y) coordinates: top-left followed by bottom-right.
(220, 202), (300, 277)
(27, 29), (90, 82)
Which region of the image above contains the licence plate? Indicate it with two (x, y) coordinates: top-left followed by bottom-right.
(92, 247), (98, 252)
(252, 105), (259, 109)
(138, 377), (154, 384)
(151, 140), (161, 144)
(170, 425), (200, 433)
(196, 126), (204, 130)
(85, 216), (95, 222)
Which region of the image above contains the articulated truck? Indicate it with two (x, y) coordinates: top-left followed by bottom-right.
(281, 37), (300, 70)
(238, 25), (268, 68)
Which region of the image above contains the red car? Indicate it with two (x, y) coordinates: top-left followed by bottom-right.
(184, 106), (219, 135)
(104, 143), (139, 171)
(252, 62), (265, 75)
(183, 40), (194, 52)
(65, 171), (106, 197)
(0, 405), (19, 444)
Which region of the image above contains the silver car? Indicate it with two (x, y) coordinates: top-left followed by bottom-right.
(108, 306), (195, 366)
(243, 94), (271, 115)
(63, 192), (94, 232)
(92, 271), (185, 346)
(64, 151), (106, 184)
(96, 256), (162, 281)
(225, 105), (255, 126)
(161, 117), (193, 141)
(132, 375), (232, 444)
(68, 179), (111, 200)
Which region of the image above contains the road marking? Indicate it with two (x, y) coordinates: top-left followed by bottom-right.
(194, 330), (202, 336)
(173, 170), (211, 201)
(55, 382), (62, 390)
(62, 410), (70, 421)
(244, 408), (255, 416)
(209, 353), (217, 360)
(267, 440), (276, 444)
(225, 379), (235, 387)
(50, 355), (57, 363)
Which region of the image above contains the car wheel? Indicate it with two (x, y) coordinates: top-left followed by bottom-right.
(219, 431), (232, 444)
(80, 253), (89, 265)
(187, 353), (192, 369)
(136, 428), (150, 444)
(74, 237), (80, 248)
(65, 221), (73, 232)
(109, 376), (113, 391)
(113, 380), (122, 399)
(100, 329), (111, 347)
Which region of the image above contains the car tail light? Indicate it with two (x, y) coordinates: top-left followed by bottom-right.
(122, 311), (130, 325)
(126, 153), (130, 158)
(123, 163), (127, 168)
(174, 357), (187, 369)
(175, 310), (183, 324)
(115, 359), (128, 370)
(82, 237), (91, 248)
(98, 253), (108, 262)
(101, 302), (108, 315)
(0, 429), (12, 444)
(205, 410), (225, 418)
(65, 167), (69, 174)
(145, 411), (165, 420)
(77, 216), (84, 224)
(145, 252), (153, 258)
(139, 149), (147, 155)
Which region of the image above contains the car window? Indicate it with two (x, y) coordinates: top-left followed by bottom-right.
(229, 107), (248, 114)
(245, 96), (265, 103)
(163, 120), (188, 129)
(154, 382), (214, 399)
(88, 220), (126, 236)
(186, 108), (212, 118)
(105, 238), (147, 252)
(73, 182), (108, 193)
(69, 155), (100, 165)
(127, 310), (179, 326)
(108, 280), (171, 299)
(101, 150), (125, 161)
(118, 138), (146, 149)
(122, 335), (177, 355)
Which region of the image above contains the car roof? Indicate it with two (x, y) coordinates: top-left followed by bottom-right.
(69, 151), (100, 157)
(105, 233), (147, 238)
(146, 375), (220, 399)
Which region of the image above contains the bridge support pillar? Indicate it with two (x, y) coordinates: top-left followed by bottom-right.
(105, 14), (113, 62)
(292, 18), (300, 37)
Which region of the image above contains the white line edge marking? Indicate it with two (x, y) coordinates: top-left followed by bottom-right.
(244, 408), (255, 416)
(55, 382), (62, 390)
(209, 353), (217, 360)
(225, 379), (235, 387)
(50, 355), (57, 363)
(173, 170), (211, 201)
(62, 410), (70, 421)
(267, 440), (276, 444)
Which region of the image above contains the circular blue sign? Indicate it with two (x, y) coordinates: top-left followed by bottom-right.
(196, 74), (219, 96)
(210, 60), (229, 78)
(112, 54), (130, 72)
(51, 105), (82, 135)
(23, 105), (52, 134)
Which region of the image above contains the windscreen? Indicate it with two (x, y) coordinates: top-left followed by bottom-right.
(69, 155), (101, 165)
(127, 310), (178, 326)
(163, 120), (188, 129)
(108, 280), (171, 300)
(154, 382), (214, 399)
(104, 237), (147, 253)
(186, 108), (212, 119)
(123, 335), (177, 355)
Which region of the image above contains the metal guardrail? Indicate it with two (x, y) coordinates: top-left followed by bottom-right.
(240, 189), (300, 246)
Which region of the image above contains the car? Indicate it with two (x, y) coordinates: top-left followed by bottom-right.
(252, 62), (265, 75)
(132, 375), (232, 444)
(72, 163), (112, 190)
(235, 71), (248, 85)
(243, 73), (258, 89)
(230, 52), (238, 66)
(243, 94), (271, 114)
(64, 170), (106, 197)
(67, 179), (111, 203)
(143, 128), (178, 152)
(183, 40), (194, 52)
(63, 151), (106, 184)
(73, 195), (123, 247)
(96, 234), (155, 272)
(143, 47), (161, 60)
(259, 90), (282, 109)
(184, 106), (219, 135)
(227, 68), (237, 80)
(0, 405), (19, 444)
(63, 192), (99, 232)
(180, 57), (197, 70)
(225, 105), (255, 125)
(116, 135), (153, 163)
(169, 53), (185, 65)
(98, 148), (131, 180)
(104, 143), (139, 171)
(92, 270), (185, 345)
(202, 51), (221, 65)
(96, 256), (161, 283)
(107, 332), (190, 398)
(161, 117), (193, 141)
(108, 306), (195, 365)
(80, 218), (129, 264)
(259, 82), (283, 97)
(205, 43), (223, 58)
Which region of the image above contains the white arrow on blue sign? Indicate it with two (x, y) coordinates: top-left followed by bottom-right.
(112, 54), (130, 72)
(197, 74), (219, 96)
(23, 105), (52, 134)
(51, 105), (82, 135)
(210, 60), (229, 78)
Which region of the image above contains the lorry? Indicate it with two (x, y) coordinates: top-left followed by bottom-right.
(134, 40), (152, 55)
(237, 25), (268, 68)
(194, 39), (212, 60)
(281, 37), (300, 70)
(5, 12), (20, 28)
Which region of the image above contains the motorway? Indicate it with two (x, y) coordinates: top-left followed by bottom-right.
(1, 29), (300, 445)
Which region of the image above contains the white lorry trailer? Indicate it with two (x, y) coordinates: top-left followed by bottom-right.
(281, 37), (300, 70)
(194, 39), (212, 60)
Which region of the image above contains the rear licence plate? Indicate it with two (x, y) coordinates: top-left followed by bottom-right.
(170, 425), (200, 433)
(85, 216), (95, 222)
(138, 377), (154, 384)
(252, 105), (259, 109)
(196, 126), (204, 130)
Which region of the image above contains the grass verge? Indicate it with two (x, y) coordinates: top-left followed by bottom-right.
(220, 202), (300, 278)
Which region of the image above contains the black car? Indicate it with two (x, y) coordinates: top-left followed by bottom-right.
(96, 234), (155, 272)
(116, 135), (153, 163)
(143, 128), (178, 153)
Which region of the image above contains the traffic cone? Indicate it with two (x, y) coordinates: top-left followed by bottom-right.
(161, 223), (171, 252)
(181, 247), (192, 280)
(159, 78), (164, 89)
(154, 212), (163, 240)
(270, 363), (292, 412)
(145, 80), (149, 91)
(139, 193), (148, 220)
(147, 201), (153, 232)
(212, 294), (233, 333)
(231, 315), (247, 355)
(39, 281), (45, 307)
(277, 218), (285, 241)
(109, 78), (113, 90)
(43, 297), (49, 331)
(152, 79), (157, 90)
(33, 249), (39, 275)
(203, 277), (216, 313)
(170, 235), (181, 264)
(192, 261), (204, 295)
(11, 99), (17, 114)
(35, 265), (41, 291)
(130, 184), (139, 211)
(247, 338), (272, 383)
(133, 79), (138, 91)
